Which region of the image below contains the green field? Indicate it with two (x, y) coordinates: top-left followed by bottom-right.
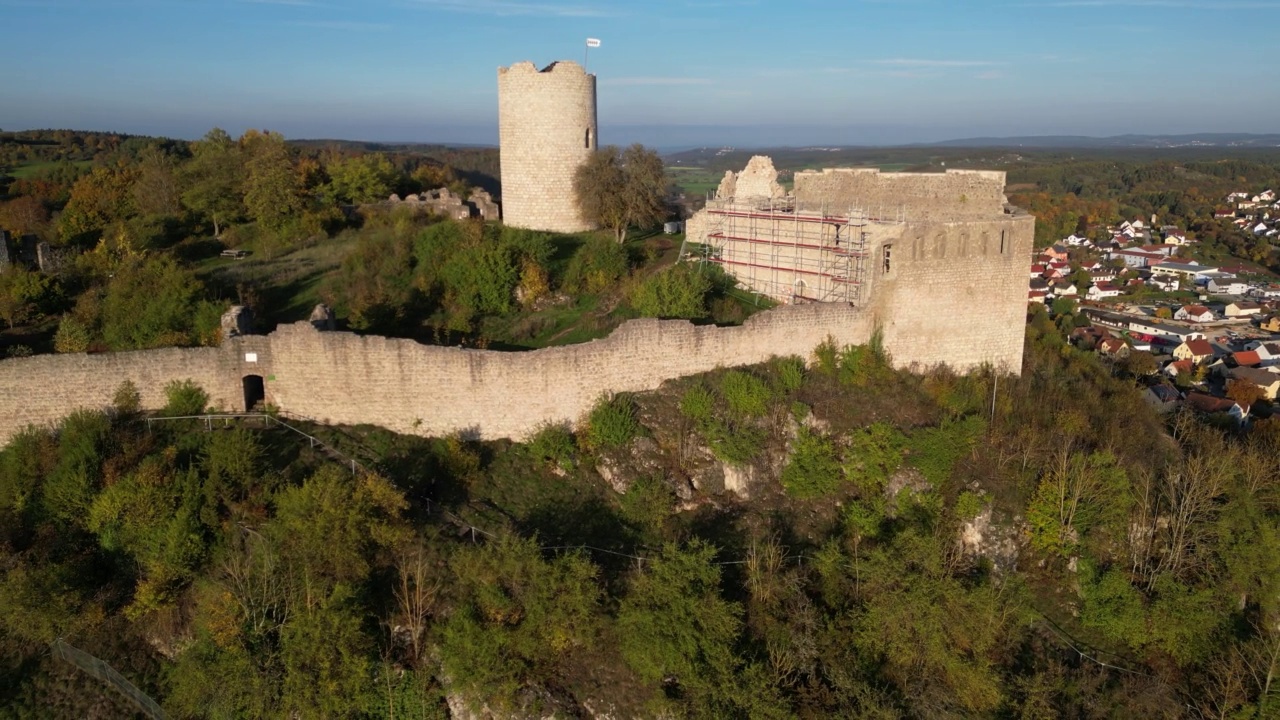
(5, 159), (92, 179)
(666, 166), (722, 196)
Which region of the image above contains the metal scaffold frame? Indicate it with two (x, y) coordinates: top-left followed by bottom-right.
(700, 192), (902, 306)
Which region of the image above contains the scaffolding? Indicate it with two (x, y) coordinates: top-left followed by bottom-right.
(700, 193), (903, 306)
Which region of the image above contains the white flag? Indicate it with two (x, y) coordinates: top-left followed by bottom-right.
(586, 38), (601, 48)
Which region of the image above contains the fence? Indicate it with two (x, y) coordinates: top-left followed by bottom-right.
(144, 411), (381, 476)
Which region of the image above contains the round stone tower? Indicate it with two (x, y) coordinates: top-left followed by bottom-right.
(497, 60), (598, 233)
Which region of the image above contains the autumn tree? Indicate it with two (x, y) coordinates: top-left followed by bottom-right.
(0, 196), (50, 237)
(57, 166), (138, 244)
(131, 146), (182, 218)
(574, 144), (666, 243)
(1227, 378), (1265, 407)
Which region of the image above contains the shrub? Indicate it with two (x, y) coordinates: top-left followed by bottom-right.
(528, 422), (576, 471)
(629, 263), (712, 320)
(720, 371), (773, 419)
(703, 420), (765, 467)
(679, 384), (716, 423)
(440, 242), (520, 317)
(584, 394), (639, 450)
(955, 491), (985, 522)
(563, 236), (628, 294)
(844, 422), (906, 494)
(771, 356), (806, 394)
(113, 380), (141, 415)
(780, 427), (843, 499)
(907, 416), (987, 487)
(162, 379), (208, 417)
(618, 476), (675, 541)
(53, 315), (92, 353)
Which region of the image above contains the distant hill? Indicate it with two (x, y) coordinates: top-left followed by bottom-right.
(923, 133), (1280, 149)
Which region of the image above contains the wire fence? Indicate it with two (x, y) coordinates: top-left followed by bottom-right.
(52, 639), (170, 720)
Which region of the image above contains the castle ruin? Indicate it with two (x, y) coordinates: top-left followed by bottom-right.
(497, 60), (598, 233)
(0, 71), (1039, 450)
(685, 156), (1035, 375)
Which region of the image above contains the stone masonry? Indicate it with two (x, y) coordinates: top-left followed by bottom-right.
(0, 157), (1035, 449)
(685, 156), (1035, 375)
(0, 304), (881, 447)
(498, 60), (598, 233)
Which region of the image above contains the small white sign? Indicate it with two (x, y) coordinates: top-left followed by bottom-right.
(245, 353), (258, 363)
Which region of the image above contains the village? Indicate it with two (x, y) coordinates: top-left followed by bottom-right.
(1029, 187), (1280, 423)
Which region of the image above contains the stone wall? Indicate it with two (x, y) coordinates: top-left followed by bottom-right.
(793, 168), (1010, 221)
(0, 305), (879, 447)
(864, 217), (1034, 371)
(686, 157), (1034, 372)
(0, 338), (272, 445)
(498, 61), (597, 233)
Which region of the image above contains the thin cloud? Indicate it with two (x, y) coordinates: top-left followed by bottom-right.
(874, 58), (1001, 68)
(1020, 0), (1280, 7)
(603, 77), (714, 86)
(291, 19), (392, 30)
(408, 0), (612, 17)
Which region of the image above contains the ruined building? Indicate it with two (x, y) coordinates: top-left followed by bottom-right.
(685, 156), (1035, 372)
(497, 60), (598, 233)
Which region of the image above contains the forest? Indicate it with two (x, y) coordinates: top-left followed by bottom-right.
(2, 309), (1279, 718)
(4, 130), (1280, 717)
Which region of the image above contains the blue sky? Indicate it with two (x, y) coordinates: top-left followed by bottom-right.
(0, 0), (1276, 146)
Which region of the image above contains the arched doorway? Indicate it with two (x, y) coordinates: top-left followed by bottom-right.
(242, 375), (265, 412)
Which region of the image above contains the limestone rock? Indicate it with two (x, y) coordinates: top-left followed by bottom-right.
(958, 505), (1024, 572)
(308, 303), (336, 331)
(219, 305), (253, 339)
(722, 463), (753, 498)
(596, 436), (664, 495)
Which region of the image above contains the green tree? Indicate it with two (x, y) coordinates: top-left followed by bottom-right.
(181, 128), (245, 237)
(439, 536), (600, 708)
(326, 153), (399, 204)
(269, 467), (408, 588)
(100, 255), (224, 350)
(242, 131), (303, 235)
(0, 266), (53, 329)
(573, 144), (666, 242)
(617, 540), (744, 705)
(280, 584), (377, 717)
